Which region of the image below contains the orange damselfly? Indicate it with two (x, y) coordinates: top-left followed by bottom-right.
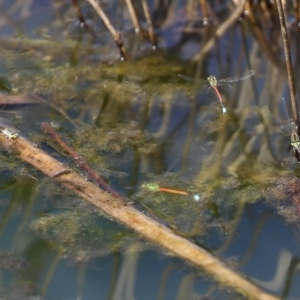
(142, 183), (201, 201)
(178, 69), (255, 114)
(143, 183), (229, 234)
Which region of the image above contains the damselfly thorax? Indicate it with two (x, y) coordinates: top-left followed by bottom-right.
(178, 69), (255, 114)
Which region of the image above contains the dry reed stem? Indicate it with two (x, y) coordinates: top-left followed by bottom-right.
(141, 0), (158, 47)
(199, 0), (209, 20)
(124, 0), (143, 35)
(275, 0), (299, 129)
(192, 0), (246, 61)
(86, 0), (129, 60)
(71, 0), (96, 39)
(246, 4), (284, 72)
(0, 132), (280, 300)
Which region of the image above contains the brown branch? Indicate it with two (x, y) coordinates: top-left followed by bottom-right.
(123, 0), (157, 44)
(86, 0), (129, 60)
(41, 123), (123, 200)
(124, 0), (143, 35)
(141, 0), (158, 47)
(0, 130), (280, 300)
(275, 0), (299, 129)
(199, 0), (210, 22)
(246, 2), (286, 72)
(71, 0), (97, 39)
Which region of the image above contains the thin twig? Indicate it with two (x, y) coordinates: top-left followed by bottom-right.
(124, 0), (143, 35)
(31, 94), (77, 128)
(296, 0), (300, 92)
(71, 0), (97, 39)
(141, 0), (158, 47)
(199, 0), (210, 22)
(86, 0), (129, 60)
(192, 0), (246, 62)
(41, 123), (124, 200)
(246, 1), (285, 72)
(0, 131), (280, 300)
(275, 0), (299, 129)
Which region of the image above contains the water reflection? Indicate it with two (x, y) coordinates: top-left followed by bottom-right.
(0, 0), (299, 299)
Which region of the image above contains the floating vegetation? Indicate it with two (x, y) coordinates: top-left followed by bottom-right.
(30, 211), (137, 264)
(0, 251), (26, 270)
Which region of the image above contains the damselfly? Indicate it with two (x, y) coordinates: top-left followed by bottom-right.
(290, 122), (300, 161)
(142, 183), (229, 234)
(178, 69), (255, 114)
(142, 183), (201, 201)
(279, 121), (300, 164)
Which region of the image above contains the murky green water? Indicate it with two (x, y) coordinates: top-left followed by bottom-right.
(0, 1), (299, 299)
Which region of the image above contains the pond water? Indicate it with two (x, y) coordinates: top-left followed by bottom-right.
(0, 1), (299, 299)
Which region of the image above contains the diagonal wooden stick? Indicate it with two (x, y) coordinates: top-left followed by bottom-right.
(275, 0), (299, 130)
(41, 123), (123, 200)
(0, 130), (279, 300)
